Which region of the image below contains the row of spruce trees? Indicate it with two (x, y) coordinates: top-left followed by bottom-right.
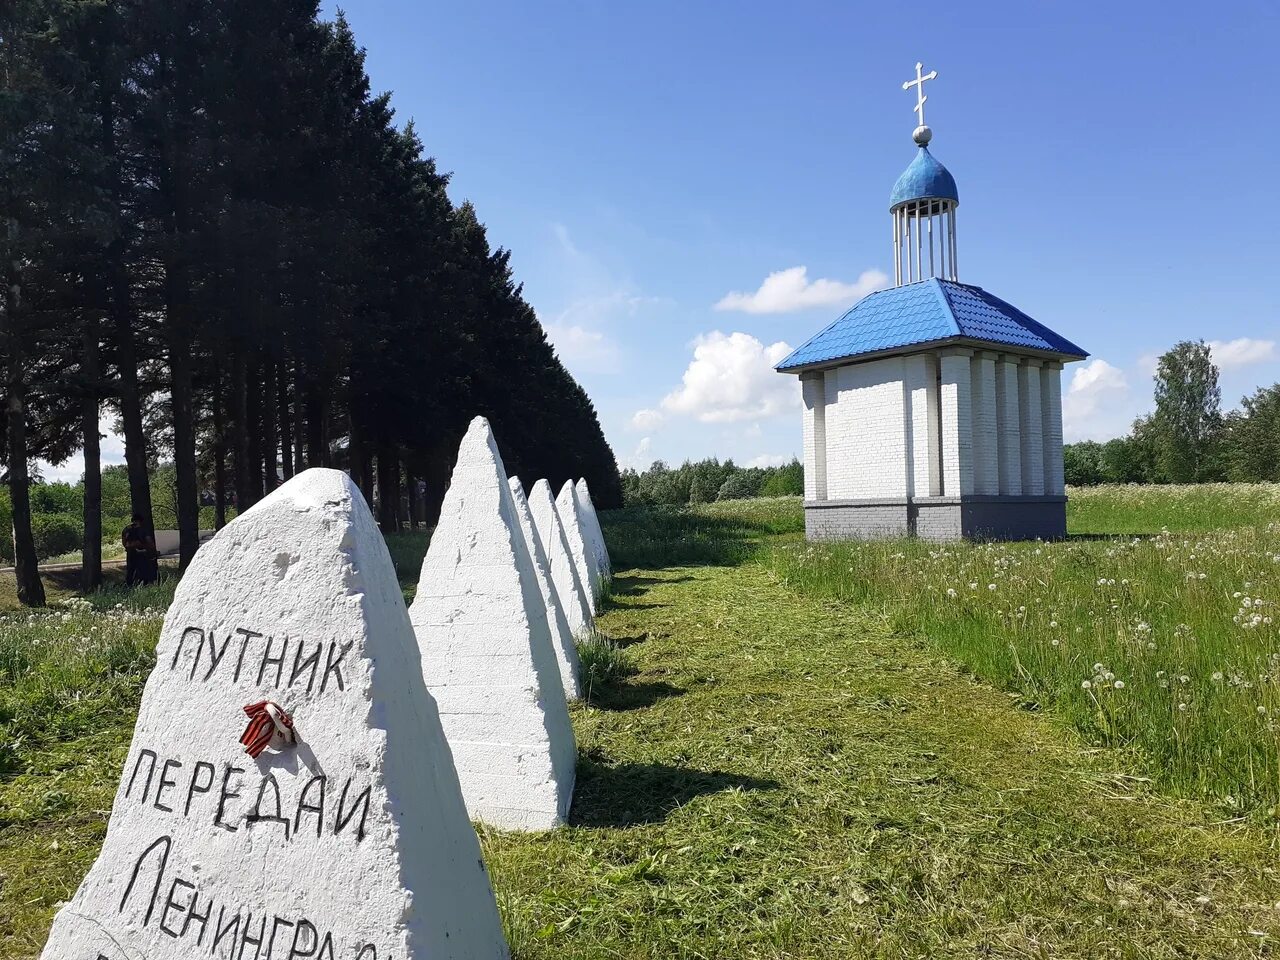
(1, 1), (621, 606)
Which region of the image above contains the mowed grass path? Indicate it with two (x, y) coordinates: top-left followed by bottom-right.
(490, 556), (1280, 958)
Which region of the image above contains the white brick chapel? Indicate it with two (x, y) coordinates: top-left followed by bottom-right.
(776, 64), (1088, 541)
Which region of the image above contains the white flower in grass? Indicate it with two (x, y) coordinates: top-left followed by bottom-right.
(988, 583), (997, 592)
(1258, 706), (1268, 716)
(1212, 672), (1224, 682)
(946, 588), (957, 599)
(1114, 680), (1125, 690)
(1081, 680), (1092, 690)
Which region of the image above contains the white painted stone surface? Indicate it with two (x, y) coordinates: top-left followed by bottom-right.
(1018, 361), (1045, 496)
(939, 350), (975, 496)
(409, 419), (576, 831)
(1041, 363), (1066, 496)
(995, 357), (1023, 495)
(904, 353), (939, 497)
(971, 353), (999, 495)
(801, 374), (828, 500)
(574, 478), (611, 582)
(510, 476), (583, 702)
(528, 479), (593, 637)
(556, 480), (598, 611)
(41, 468), (509, 960)
(823, 356), (909, 499)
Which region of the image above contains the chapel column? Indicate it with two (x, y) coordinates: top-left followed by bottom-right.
(938, 348), (974, 496)
(801, 372), (828, 500)
(1040, 361), (1065, 495)
(904, 353), (940, 497)
(970, 352), (998, 494)
(995, 355), (1022, 495)
(1018, 359), (1045, 495)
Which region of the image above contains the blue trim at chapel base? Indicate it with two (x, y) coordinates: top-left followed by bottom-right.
(889, 146), (959, 208)
(775, 278), (1088, 372)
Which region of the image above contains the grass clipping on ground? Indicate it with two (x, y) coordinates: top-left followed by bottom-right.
(4, 490), (1280, 958)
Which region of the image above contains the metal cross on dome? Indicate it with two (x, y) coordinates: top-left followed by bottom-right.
(902, 61), (938, 129)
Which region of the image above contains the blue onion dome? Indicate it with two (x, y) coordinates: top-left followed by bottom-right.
(890, 144), (959, 210)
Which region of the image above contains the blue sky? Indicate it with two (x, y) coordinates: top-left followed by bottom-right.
(48, 1), (1280, 481)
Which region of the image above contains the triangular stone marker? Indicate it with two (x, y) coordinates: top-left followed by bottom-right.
(509, 476), (582, 702)
(409, 418), (576, 830)
(557, 479), (599, 611)
(575, 478), (612, 583)
(41, 468), (509, 960)
(527, 479), (593, 637)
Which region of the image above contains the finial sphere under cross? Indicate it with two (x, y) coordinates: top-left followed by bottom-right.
(902, 61), (938, 144)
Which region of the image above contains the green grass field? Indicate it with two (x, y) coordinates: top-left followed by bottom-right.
(4, 485), (1280, 957)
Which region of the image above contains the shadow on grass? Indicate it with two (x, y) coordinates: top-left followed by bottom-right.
(609, 575), (696, 598)
(571, 756), (780, 827)
(602, 501), (801, 571)
(584, 678), (684, 712)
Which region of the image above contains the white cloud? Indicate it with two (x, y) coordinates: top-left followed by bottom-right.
(630, 408), (664, 432)
(623, 436), (653, 470)
(1062, 358), (1136, 442)
(544, 321), (622, 374)
(714, 266), (888, 315)
(660, 331), (797, 423)
(1209, 337), (1277, 370)
(746, 453), (790, 468)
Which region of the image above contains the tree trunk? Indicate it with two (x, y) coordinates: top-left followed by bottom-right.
(232, 347), (250, 509)
(305, 378), (326, 466)
(376, 443), (399, 534)
(348, 400), (367, 500)
(212, 363), (227, 528)
(168, 328), (199, 569)
(406, 462), (419, 529)
(157, 97), (199, 570)
(262, 359), (278, 492)
(420, 442), (452, 528)
(3, 220), (45, 606)
(278, 362), (293, 481)
(245, 356), (263, 503)
(292, 359), (305, 473)
(81, 318), (103, 592)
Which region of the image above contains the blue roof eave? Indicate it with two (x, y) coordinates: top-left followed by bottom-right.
(776, 334), (1088, 374)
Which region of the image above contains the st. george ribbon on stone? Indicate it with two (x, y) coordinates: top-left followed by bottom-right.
(574, 478), (612, 584)
(527, 478), (594, 637)
(556, 479), (599, 611)
(40, 468), (510, 960)
(509, 476), (583, 701)
(409, 417), (577, 831)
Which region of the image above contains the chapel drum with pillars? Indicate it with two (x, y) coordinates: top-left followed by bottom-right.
(775, 63), (1088, 541)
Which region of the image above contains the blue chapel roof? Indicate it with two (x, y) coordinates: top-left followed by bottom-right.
(775, 278), (1088, 372)
(890, 146), (959, 208)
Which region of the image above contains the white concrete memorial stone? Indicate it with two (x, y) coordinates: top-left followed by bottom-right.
(574, 478), (611, 582)
(527, 479), (593, 637)
(41, 468), (509, 960)
(409, 418), (576, 830)
(556, 480), (599, 611)
(509, 476), (582, 702)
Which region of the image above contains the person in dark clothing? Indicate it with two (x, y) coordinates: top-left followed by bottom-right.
(122, 514), (158, 586)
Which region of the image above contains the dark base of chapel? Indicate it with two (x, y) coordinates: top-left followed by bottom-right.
(804, 495), (1067, 542)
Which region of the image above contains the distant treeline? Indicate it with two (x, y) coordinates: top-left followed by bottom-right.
(621, 459), (803, 506)
(2, 1), (619, 604)
(1065, 342), (1279, 486)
